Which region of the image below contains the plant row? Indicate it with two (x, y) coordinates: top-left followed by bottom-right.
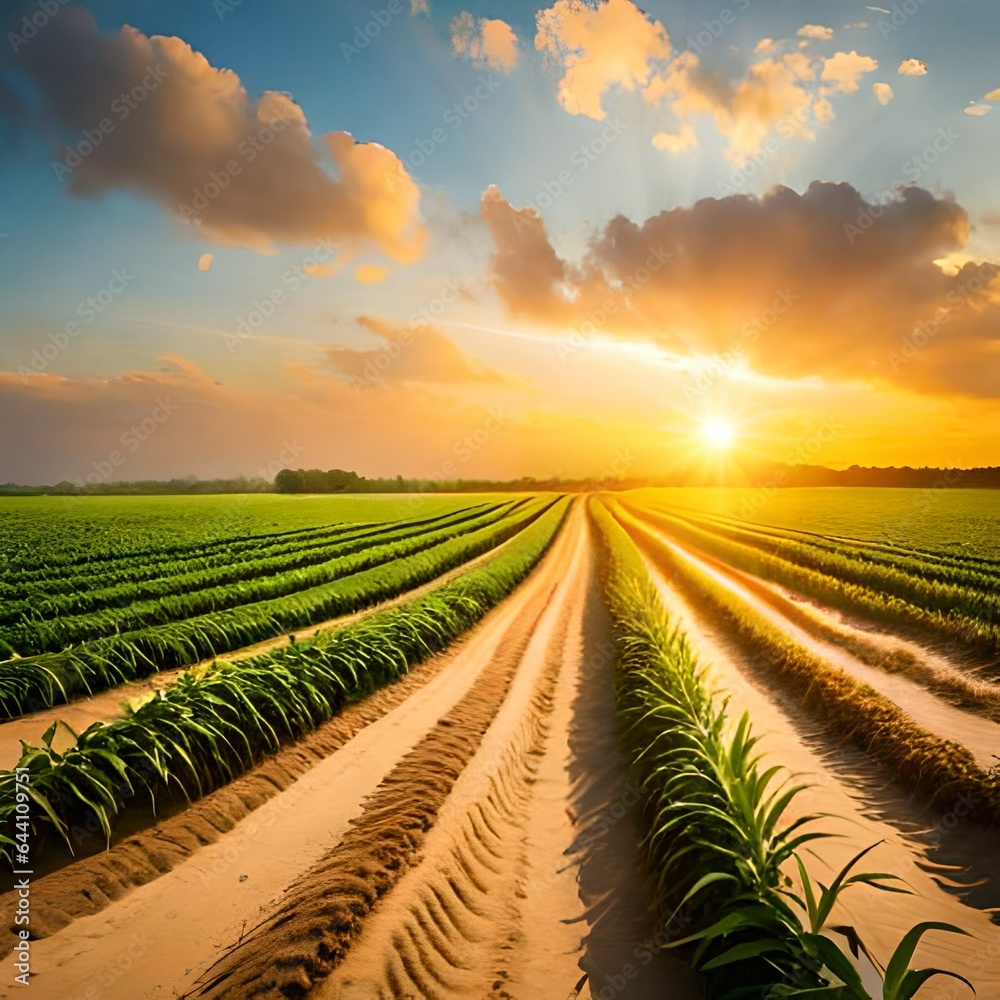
(670, 505), (1000, 596)
(616, 504), (1000, 822)
(2, 502), (499, 602)
(0, 499), (555, 719)
(0, 498), (570, 865)
(591, 498), (972, 999)
(626, 501), (1000, 662)
(0, 502), (517, 651)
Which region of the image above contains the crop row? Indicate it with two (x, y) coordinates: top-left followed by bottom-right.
(626, 501), (1000, 662)
(3, 502), (498, 601)
(0, 499), (571, 865)
(671, 505), (1000, 594)
(615, 504), (1000, 822)
(640, 503), (1000, 630)
(0, 499), (555, 719)
(0, 502), (517, 651)
(590, 499), (968, 999)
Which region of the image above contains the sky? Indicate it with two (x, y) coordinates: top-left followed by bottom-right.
(0, 0), (997, 485)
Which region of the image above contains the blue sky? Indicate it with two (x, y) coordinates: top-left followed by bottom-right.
(0, 0), (997, 482)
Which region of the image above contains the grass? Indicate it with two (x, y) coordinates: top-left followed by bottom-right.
(0, 498), (571, 863)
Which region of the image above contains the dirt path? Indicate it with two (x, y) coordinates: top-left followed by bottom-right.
(626, 514), (1000, 771)
(306, 508), (694, 1000)
(624, 502), (1000, 718)
(2, 505), (686, 1000)
(625, 529), (1000, 995)
(0, 525), (531, 770)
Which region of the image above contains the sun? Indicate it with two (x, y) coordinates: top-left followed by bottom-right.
(701, 416), (737, 450)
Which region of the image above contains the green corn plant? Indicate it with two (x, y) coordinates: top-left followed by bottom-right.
(589, 497), (976, 999)
(0, 499), (570, 862)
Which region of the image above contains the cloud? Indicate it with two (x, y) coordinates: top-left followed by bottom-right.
(898, 58), (928, 76)
(9, 8), (425, 260)
(820, 51), (878, 94)
(873, 82), (894, 105)
(845, 22), (869, 29)
(480, 185), (573, 320)
(197, 252), (213, 271)
(480, 181), (1000, 399)
(534, 0), (671, 121)
(354, 264), (390, 284)
(986, 88), (1000, 101)
(451, 13), (519, 73)
(411, 0), (429, 14)
(652, 124), (698, 155)
(964, 103), (991, 117)
(304, 263), (334, 277)
(798, 24), (834, 41)
(755, 38), (777, 55)
(0, 351), (530, 483)
(326, 316), (512, 386)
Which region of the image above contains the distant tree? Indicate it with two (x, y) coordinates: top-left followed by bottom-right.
(274, 468), (304, 493)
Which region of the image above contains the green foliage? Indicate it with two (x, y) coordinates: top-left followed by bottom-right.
(0, 498), (570, 861)
(589, 497), (974, 999)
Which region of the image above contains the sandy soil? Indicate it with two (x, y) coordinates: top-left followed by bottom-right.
(624, 511), (1000, 772)
(0, 525), (531, 771)
(1, 505), (689, 1000)
(620, 510), (1000, 997)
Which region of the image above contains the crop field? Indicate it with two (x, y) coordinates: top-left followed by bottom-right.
(1, 489), (998, 999)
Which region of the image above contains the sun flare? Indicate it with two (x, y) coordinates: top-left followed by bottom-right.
(701, 417), (737, 450)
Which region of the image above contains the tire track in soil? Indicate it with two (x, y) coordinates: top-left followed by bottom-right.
(0, 510), (579, 999)
(0, 523), (536, 771)
(190, 506), (693, 1000)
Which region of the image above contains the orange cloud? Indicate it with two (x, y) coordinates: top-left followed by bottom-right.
(481, 182), (999, 399)
(820, 50), (878, 93)
(535, 0), (671, 121)
(197, 252), (213, 271)
(898, 58), (928, 75)
(13, 8), (424, 260)
(451, 13), (519, 73)
(327, 316), (513, 388)
(354, 264), (390, 284)
(652, 124), (698, 155)
(798, 24), (834, 41)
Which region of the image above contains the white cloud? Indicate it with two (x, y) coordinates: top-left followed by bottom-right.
(873, 82), (894, 106)
(798, 24), (834, 41)
(898, 58), (928, 76)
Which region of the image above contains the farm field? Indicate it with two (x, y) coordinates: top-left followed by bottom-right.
(1, 489), (999, 999)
